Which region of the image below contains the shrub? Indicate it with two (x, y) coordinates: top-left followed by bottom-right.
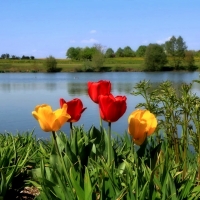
(144, 43), (167, 71)
(44, 56), (60, 72)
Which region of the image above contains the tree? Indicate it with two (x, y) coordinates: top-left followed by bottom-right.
(115, 48), (124, 57)
(123, 46), (135, 57)
(21, 55), (30, 59)
(80, 47), (96, 60)
(136, 45), (147, 57)
(44, 55), (59, 72)
(184, 51), (197, 71)
(66, 47), (81, 60)
(165, 36), (187, 69)
(105, 48), (115, 58)
(1, 53), (9, 59)
(144, 44), (167, 71)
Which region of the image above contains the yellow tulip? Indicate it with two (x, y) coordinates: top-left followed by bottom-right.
(128, 109), (157, 145)
(32, 104), (71, 132)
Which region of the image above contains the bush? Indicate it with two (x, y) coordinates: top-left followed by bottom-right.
(184, 51), (198, 71)
(144, 44), (167, 71)
(44, 56), (60, 72)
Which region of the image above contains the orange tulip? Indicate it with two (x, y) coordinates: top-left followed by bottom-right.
(128, 109), (157, 145)
(32, 104), (71, 132)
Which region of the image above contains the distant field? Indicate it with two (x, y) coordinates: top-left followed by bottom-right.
(0, 57), (199, 72)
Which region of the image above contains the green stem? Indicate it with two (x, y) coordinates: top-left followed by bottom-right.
(197, 114), (200, 184)
(108, 122), (112, 166)
(183, 112), (188, 179)
(100, 113), (103, 133)
(52, 131), (73, 189)
(70, 122), (73, 139)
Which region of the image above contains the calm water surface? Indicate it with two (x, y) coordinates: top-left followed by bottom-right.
(0, 72), (200, 139)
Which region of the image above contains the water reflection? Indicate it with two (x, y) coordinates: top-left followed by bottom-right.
(67, 83), (87, 95)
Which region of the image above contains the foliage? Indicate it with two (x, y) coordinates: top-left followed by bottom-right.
(3, 79), (200, 199)
(44, 55), (60, 72)
(0, 132), (42, 199)
(105, 48), (115, 58)
(66, 47), (81, 60)
(115, 48), (124, 57)
(123, 46), (135, 57)
(184, 51), (197, 71)
(136, 45), (147, 57)
(80, 47), (96, 60)
(144, 43), (167, 71)
(91, 51), (105, 71)
(165, 36), (187, 70)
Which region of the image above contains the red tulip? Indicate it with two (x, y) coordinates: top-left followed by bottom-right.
(60, 98), (86, 123)
(99, 94), (127, 122)
(88, 80), (111, 104)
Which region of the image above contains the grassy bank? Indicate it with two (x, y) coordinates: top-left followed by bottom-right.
(1, 57), (199, 73)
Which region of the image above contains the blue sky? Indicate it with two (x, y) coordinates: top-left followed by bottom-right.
(0, 0), (200, 58)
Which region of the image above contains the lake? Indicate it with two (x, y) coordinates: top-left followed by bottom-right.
(0, 72), (200, 139)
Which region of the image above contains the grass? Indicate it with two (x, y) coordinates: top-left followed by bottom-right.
(0, 56), (200, 72)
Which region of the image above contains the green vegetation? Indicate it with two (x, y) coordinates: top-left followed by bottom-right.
(144, 43), (167, 71)
(0, 57), (200, 73)
(1, 35), (200, 72)
(1, 80), (200, 199)
(44, 55), (61, 72)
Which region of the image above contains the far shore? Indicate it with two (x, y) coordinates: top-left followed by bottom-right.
(0, 57), (200, 73)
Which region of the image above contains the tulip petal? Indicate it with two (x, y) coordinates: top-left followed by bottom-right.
(99, 94), (127, 122)
(59, 98), (86, 122)
(60, 98), (67, 108)
(88, 82), (100, 103)
(88, 80), (111, 104)
(128, 109), (157, 145)
(34, 105), (55, 132)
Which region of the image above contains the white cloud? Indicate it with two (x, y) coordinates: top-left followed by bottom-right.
(90, 30), (97, 34)
(81, 38), (98, 43)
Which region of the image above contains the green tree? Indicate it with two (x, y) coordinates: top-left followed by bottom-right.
(144, 44), (167, 71)
(184, 51), (197, 71)
(115, 48), (124, 57)
(80, 47), (96, 60)
(123, 46), (135, 57)
(91, 50), (105, 71)
(136, 45), (147, 57)
(165, 36), (187, 69)
(44, 55), (59, 72)
(66, 47), (81, 60)
(105, 48), (115, 58)
(91, 44), (105, 71)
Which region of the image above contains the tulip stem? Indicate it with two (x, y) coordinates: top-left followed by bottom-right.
(70, 122), (73, 139)
(108, 122), (112, 166)
(100, 114), (103, 133)
(52, 131), (73, 190)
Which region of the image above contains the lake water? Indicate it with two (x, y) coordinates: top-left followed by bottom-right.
(0, 72), (200, 139)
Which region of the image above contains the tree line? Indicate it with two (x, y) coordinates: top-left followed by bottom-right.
(0, 54), (35, 60)
(66, 36), (200, 71)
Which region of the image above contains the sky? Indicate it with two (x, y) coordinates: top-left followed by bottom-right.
(0, 0), (200, 58)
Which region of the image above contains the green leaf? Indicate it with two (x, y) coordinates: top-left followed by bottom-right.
(84, 167), (93, 200)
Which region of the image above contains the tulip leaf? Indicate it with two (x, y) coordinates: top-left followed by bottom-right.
(70, 167), (84, 200)
(84, 167), (93, 200)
